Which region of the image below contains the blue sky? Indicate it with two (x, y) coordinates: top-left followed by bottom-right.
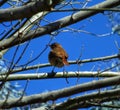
(1, 0), (120, 109)
(12, 7), (120, 96)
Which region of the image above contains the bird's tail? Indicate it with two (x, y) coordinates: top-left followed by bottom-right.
(63, 60), (69, 66)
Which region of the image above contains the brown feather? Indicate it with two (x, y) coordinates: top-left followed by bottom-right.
(48, 42), (69, 68)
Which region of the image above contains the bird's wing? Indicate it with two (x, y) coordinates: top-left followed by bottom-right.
(54, 49), (68, 59)
(51, 51), (63, 58)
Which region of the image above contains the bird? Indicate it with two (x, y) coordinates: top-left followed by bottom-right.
(48, 42), (69, 68)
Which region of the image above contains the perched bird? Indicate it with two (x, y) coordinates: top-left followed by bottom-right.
(48, 42), (69, 68)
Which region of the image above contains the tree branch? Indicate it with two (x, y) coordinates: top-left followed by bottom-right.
(11, 54), (119, 73)
(0, 71), (120, 81)
(1, 75), (120, 108)
(0, 0), (120, 50)
(0, 0), (61, 22)
(52, 8), (120, 12)
(55, 88), (120, 110)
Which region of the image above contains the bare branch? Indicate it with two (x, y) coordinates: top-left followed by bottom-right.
(12, 54), (119, 73)
(55, 88), (120, 110)
(0, 71), (119, 81)
(71, 54), (120, 64)
(1, 75), (120, 108)
(0, 0), (62, 22)
(52, 8), (120, 12)
(0, 0), (120, 50)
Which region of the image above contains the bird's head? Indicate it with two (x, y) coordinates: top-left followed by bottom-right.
(49, 42), (62, 49)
